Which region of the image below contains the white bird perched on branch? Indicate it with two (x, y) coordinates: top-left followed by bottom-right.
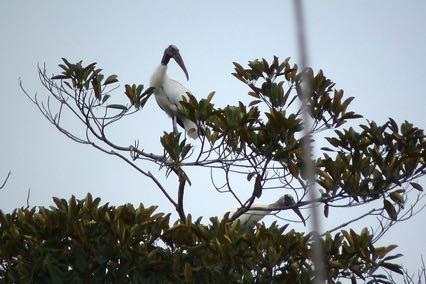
(150, 45), (201, 139)
(225, 195), (306, 228)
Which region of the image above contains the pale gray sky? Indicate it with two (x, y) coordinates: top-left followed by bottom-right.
(1, 0), (425, 273)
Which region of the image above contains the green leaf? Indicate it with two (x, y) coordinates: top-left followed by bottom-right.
(249, 100), (262, 107)
(64, 81), (72, 89)
(253, 175), (262, 198)
(340, 96), (355, 113)
(381, 262), (403, 275)
(388, 117), (398, 132)
(91, 77), (102, 100)
(382, 253), (403, 262)
(61, 57), (73, 69)
(207, 91), (215, 102)
(107, 104), (127, 110)
(376, 244), (398, 259)
(136, 84), (144, 95)
(383, 199), (397, 221)
(52, 197), (64, 210)
(288, 161), (299, 178)
(389, 191), (404, 205)
(324, 204), (329, 218)
(141, 86), (156, 97)
(104, 74), (118, 85)
(410, 182), (423, 191)
(51, 75), (69, 80)
(102, 94), (111, 104)
(181, 144), (192, 160)
(325, 137), (340, 147)
(139, 93), (153, 108)
(58, 64), (69, 72)
(125, 84), (133, 100)
(248, 91), (260, 98)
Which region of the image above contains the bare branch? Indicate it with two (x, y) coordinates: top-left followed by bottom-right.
(177, 174), (186, 222)
(25, 188), (31, 209)
(0, 171), (11, 190)
(321, 208), (379, 236)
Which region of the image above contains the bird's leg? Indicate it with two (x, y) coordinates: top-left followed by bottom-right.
(172, 115), (179, 134)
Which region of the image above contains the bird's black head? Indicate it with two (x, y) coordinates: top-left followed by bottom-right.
(161, 45), (189, 80)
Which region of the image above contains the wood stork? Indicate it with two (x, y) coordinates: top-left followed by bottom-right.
(150, 45), (201, 139)
(225, 195), (306, 228)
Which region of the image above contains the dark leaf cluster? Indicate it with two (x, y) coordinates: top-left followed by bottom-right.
(125, 84), (155, 109)
(21, 56), (426, 283)
(317, 120), (425, 220)
(51, 58), (118, 103)
(0, 195), (403, 283)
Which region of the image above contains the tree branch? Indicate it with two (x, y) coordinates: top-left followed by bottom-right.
(0, 171), (11, 190)
(177, 173), (186, 222)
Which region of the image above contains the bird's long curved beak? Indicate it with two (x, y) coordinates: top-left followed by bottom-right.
(173, 51), (189, 80)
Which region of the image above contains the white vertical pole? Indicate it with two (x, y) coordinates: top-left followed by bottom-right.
(293, 1), (326, 283)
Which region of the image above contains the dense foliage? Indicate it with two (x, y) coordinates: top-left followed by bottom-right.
(14, 54), (425, 283)
(0, 195), (405, 283)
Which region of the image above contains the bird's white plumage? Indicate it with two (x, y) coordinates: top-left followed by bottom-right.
(150, 64), (199, 139)
(223, 195), (305, 228)
(224, 203), (277, 228)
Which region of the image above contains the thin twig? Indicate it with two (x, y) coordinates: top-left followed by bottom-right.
(177, 174), (187, 222)
(26, 188), (31, 209)
(321, 208), (378, 236)
(0, 171), (11, 189)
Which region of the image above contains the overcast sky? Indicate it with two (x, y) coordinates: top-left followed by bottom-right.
(1, 0), (425, 274)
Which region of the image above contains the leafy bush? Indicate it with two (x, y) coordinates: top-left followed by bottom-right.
(16, 53), (425, 283)
(1, 194), (403, 283)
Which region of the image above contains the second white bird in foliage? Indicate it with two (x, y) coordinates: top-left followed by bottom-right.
(225, 195), (306, 228)
(150, 45), (200, 139)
